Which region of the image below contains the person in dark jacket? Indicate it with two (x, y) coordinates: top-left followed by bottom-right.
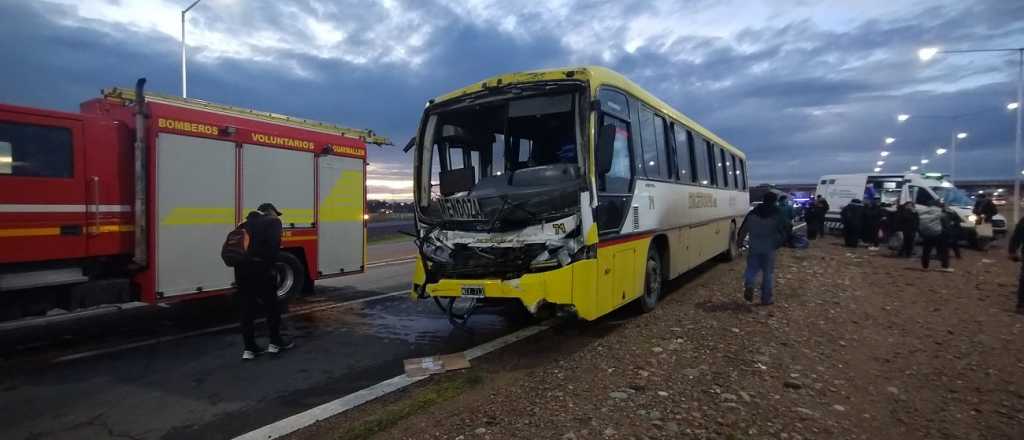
(973, 194), (998, 223)
(894, 201), (918, 258)
(840, 199), (864, 247)
(942, 204), (963, 259)
(1007, 217), (1024, 314)
(738, 192), (788, 305)
(861, 199), (883, 250)
(778, 195), (795, 245)
(807, 195), (830, 239)
(236, 203), (292, 360)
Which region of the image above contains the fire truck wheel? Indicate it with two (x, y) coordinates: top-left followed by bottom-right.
(274, 253), (306, 301)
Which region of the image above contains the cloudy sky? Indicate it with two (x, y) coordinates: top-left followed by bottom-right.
(2, 0), (1022, 199)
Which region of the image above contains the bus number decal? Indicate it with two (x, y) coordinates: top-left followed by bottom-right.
(688, 192), (717, 209)
(552, 223), (567, 235)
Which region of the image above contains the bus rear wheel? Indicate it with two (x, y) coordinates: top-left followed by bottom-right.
(637, 246), (662, 313)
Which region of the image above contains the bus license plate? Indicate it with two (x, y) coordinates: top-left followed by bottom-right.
(461, 286), (485, 298)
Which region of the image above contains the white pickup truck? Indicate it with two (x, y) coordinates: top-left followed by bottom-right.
(816, 173), (1007, 247)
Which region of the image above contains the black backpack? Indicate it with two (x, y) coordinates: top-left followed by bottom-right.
(221, 223), (251, 267)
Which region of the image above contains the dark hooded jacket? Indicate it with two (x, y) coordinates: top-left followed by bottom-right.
(739, 202), (787, 255)
(243, 210), (282, 263)
(841, 199), (865, 230)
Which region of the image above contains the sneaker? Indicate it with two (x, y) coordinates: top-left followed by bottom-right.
(242, 347), (264, 361)
(268, 340), (295, 354)
(936, 267), (955, 273)
(743, 286), (754, 303)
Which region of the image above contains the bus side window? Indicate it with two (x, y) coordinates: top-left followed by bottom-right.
(719, 148), (731, 189)
(730, 154), (740, 189)
(694, 136), (710, 185)
(638, 106), (669, 180)
(739, 158), (748, 189)
(704, 141), (718, 187)
(598, 115), (632, 194)
(672, 124), (696, 184)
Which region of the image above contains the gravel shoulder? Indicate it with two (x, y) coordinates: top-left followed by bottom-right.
(291, 236), (1024, 440)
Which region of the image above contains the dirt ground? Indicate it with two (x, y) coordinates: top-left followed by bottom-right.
(295, 235), (1024, 440)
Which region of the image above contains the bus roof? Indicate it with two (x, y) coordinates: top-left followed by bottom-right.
(430, 66), (744, 159)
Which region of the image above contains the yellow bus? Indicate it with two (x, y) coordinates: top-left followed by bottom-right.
(409, 66), (749, 324)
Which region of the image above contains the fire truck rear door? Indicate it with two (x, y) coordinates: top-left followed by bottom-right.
(317, 155), (364, 275)
(0, 111), (88, 265)
(155, 133), (236, 297)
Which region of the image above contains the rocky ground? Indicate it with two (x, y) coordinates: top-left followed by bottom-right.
(293, 235), (1024, 440)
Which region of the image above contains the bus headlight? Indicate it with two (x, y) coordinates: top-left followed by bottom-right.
(968, 214), (978, 223)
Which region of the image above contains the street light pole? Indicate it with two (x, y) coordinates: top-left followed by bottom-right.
(181, 0), (203, 98)
(918, 46), (1024, 221)
(1014, 48), (1022, 223)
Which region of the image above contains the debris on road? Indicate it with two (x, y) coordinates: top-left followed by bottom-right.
(403, 353), (471, 377)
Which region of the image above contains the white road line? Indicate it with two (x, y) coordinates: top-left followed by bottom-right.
(51, 290), (407, 364)
(232, 321), (554, 440)
(365, 256), (417, 268)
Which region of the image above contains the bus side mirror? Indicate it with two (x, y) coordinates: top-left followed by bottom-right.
(596, 124), (616, 175)
(402, 136), (416, 153)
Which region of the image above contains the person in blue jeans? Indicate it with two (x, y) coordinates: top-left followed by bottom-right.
(738, 192), (788, 305)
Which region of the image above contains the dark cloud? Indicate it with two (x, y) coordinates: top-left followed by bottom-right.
(1, 0), (1021, 192)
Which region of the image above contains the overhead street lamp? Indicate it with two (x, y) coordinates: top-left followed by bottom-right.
(936, 148), (947, 155)
(181, 0), (204, 98)
(921, 158), (930, 164)
(918, 45), (1024, 222)
(884, 137), (896, 144)
(910, 165), (919, 171)
(1010, 102), (1021, 110)
(897, 114), (911, 122)
(880, 151), (890, 157)
(873, 167), (882, 173)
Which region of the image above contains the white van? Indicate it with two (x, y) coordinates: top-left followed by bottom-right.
(815, 173), (1007, 246)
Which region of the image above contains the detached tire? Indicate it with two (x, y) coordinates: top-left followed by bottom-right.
(636, 245), (662, 314)
(274, 252), (305, 301)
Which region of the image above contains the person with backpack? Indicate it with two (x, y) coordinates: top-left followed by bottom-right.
(840, 199), (864, 247)
(918, 201), (952, 272)
(225, 203), (293, 360)
(738, 192), (788, 306)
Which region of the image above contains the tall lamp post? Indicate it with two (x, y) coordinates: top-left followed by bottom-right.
(918, 46), (1024, 223)
(181, 0), (204, 98)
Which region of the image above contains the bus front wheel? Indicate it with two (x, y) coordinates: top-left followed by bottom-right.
(637, 246), (662, 313)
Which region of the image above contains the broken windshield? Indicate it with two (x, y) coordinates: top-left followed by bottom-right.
(416, 91), (584, 228)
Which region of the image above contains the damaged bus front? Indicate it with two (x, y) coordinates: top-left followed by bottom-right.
(411, 73), (599, 323)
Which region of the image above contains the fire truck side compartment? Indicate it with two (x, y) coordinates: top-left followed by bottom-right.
(155, 133), (237, 296)
(317, 155), (364, 275)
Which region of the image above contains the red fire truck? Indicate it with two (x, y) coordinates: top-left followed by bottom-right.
(0, 79), (389, 320)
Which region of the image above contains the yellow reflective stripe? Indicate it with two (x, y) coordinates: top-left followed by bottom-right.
(320, 170), (363, 222)
(88, 224), (135, 234)
(0, 227), (61, 237)
(243, 208), (314, 226)
(0, 224), (133, 237)
(282, 235), (316, 242)
(161, 207), (235, 225)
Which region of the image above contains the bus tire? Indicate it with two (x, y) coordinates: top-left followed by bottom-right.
(636, 245), (662, 313)
(723, 222), (739, 261)
(274, 252), (305, 302)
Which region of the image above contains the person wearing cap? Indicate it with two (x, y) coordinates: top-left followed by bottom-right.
(237, 202), (293, 360)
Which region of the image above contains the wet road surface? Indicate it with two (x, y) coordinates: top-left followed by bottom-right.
(0, 255), (528, 440)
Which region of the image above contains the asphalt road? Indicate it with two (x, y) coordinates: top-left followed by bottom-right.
(0, 242), (527, 440)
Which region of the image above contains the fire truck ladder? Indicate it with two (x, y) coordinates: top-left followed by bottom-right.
(100, 87), (392, 146)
